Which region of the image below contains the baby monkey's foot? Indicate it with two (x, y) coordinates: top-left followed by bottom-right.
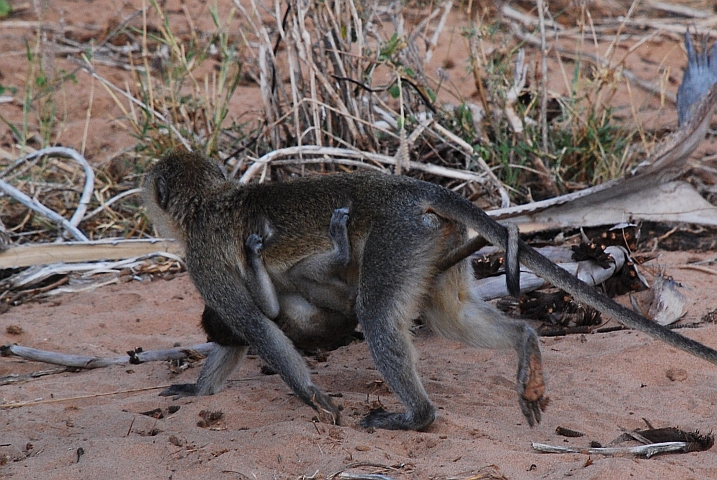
(329, 207), (350, 266)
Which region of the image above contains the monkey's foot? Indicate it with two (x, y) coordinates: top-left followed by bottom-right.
(360, 405), (436, 431)
(159, 383), (200, 399)
(517, 354), (548, 427)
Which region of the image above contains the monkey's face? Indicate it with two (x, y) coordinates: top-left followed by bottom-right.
(142, 170), (182, 241)
(142, 151), (226, 241)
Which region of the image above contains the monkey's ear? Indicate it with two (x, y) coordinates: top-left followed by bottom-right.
(156, 175), (170, 210)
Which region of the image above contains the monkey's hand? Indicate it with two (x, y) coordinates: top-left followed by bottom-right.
(304, 386), (342, 425)
(245, 233), (264, 255)
(159, 383), (200, 399)
(516, 336), (549, 427)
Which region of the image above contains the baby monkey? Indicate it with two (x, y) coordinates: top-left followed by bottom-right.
(244, 207), (357, 349)
(144, 151), (717, 431)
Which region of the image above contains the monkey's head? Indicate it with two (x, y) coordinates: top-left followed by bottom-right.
(142, 151), (226, 240)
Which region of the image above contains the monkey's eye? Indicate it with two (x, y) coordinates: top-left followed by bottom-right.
(156, 176), (170, 210)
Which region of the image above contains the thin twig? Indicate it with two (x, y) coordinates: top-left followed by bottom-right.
(0, 367), (68, 386)
(82, 188), (141, 222)
(0, 385), (171, 409)
(536, 0), (549, 152)
(423, 1), (453, 64)
(678, 265), (717, 276)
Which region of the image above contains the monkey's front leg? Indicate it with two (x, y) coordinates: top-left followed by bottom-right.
(160, 306), (249, 398)
(241, 310), (341, 423)
(167, 285), (341, 423)
(160, 343), (248, 397)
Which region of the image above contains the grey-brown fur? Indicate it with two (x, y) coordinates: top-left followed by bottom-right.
(143, 151), (717, 431)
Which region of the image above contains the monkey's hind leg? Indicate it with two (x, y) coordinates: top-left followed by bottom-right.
(160, 344), (248, 398)
(356, 222), (442, 431)
(425, 265), (547, 426)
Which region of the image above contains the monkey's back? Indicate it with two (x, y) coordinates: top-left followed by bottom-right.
(230, 172), (463, 263)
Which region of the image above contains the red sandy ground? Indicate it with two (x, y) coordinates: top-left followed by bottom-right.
(2, 0), (717, 478)
(1, 251), (717, 479)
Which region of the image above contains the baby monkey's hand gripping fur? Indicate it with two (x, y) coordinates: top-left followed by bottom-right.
(144, 152), (717, 431)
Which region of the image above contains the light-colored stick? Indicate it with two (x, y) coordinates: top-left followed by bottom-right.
(532, 441), (699, 458)
(2, 342), (215, 369)
(422, 1), (453, 64)
(35, 147), (94, 227)
(0, 238), (182, 269)
(0, 179), (88, 242)
(1, 147), (96, 240)
(475, 245), (630, 300)
(3, 251), (183, 289)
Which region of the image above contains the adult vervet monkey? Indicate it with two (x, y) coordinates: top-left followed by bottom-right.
(144, 151), (717, 430)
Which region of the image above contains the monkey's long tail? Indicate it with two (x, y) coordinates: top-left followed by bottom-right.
(434, 191), (717, 366)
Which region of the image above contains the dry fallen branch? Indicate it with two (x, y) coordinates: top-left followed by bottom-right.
(475, 246), (631, 300)
(1, 252), (183, 291)
(1, 147), (96, 237)
(0, 147), (97, 242)
(534, 425), (713, 458)
(0, 238), (181, 269)
(0, 179), (89, 242)
(531, 441), (707, 458)
(492, 84), (717, 231)
(1, 342), (215, 369)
